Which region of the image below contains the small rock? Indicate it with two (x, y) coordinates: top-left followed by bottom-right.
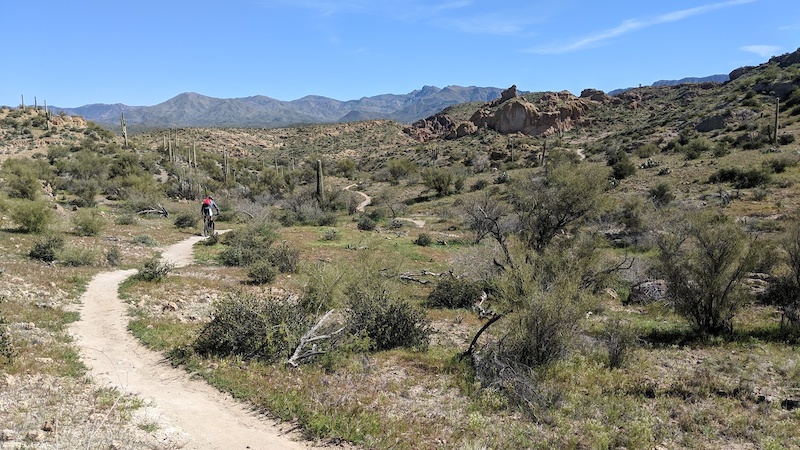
(1, 429), (18, 441)
(1, 373), (16, 387)
(41, 419), (55, 432)
(111, 439), (124, 449)
(162, 302), (178, 312)
(25, 430), (45, 442)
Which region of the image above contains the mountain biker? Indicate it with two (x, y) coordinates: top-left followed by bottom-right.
(200, 195), (220, 219)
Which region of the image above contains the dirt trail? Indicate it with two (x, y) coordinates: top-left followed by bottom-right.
(343, 183), (371, 212)
(70, 235), (322, 450)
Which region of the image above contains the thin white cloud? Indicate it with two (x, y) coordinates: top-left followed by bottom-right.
(778, 22), (800, 31)
(442, 13), (532, 36)
(740, 45), (780, 58)
(530, 0), (757, 54)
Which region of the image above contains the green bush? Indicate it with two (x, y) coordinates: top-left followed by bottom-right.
(655, 211), (757, 335)
(218, 222), (277, 266)
(357, 215), (376, 231)
(649, 183), (674, 208)
(194, 293), (313, 362)
(135, 257), (174, 282)
(426, 277), (483, 309)
(414, 233), (432, 246)
(0, 314), (15, 365)
(58, 246), (97, 266)
(29, 234), (65, 262)
(246, 260), (278, 285)
(268, 241), (300, 274)
(173, 212), (197, 229)
(709, 167), (770, 189)
(132, 234), (158, 246)
(600, 317), (637, 369)
(105, 245), (121, 266)
(346, 286), (430, 352)
(72, 209), (106, 236)
(10, 199), (54, 233)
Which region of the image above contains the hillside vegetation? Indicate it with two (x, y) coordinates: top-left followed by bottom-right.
(2, 51), (800, 449)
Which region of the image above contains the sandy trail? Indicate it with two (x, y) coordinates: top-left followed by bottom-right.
(70, 234), (320, 450)
(343, 183), (371, 212)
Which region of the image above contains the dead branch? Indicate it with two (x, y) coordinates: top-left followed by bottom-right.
(399, 274), (430, 284)
(461, 312), (505, 361)
(137, 204), (169, 217)
(287, 309), (344, 368)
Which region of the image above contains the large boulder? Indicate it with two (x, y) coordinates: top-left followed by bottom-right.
(470, 91), (590, 136)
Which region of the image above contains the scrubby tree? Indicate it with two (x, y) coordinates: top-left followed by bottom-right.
(511, 163), (609, 253)
(655, 210), (757, 335)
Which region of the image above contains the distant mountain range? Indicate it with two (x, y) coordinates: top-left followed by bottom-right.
(50, 76), (730, 130)
(50, 86), (506, 130)
(608, 74), (729, 95)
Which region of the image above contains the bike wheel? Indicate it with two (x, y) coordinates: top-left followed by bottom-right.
(209, 219), (215, 234)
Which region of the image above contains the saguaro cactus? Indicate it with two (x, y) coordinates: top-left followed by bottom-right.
(120, 112), (128, 148)
(316, 159), (325, 203)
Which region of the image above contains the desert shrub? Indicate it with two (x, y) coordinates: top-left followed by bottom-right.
(59, 246), (97, 266)
(683, 138), (712, 160)
(634, 143), (659, 158)
(115, 213), (137, 225)
(761, 221), (800, 328)
(426, 277), (484, 309)
(173, 213), (197, 229)
(194, 293), (312, 362)
(387, 158), (416, 183)
(135, 257), (174, 282)
(10, 199), (54, 233)
(29, 234), (65, 262)
(346, 286), (430, 352)
(218, 221), (277, 266)
(0, 314), (14, 365)
(471, 179), (489, 191)
(649, 183), (674, 208)
(763, 155), (799, 173)
(72, 209), (106, 236)
(268, 241), (300, 273)
(321, 228), (340, 241)
(367, 207), (387, 221)
(421, 167), (453, 197)
(105, 245), (121, 266)
(502, 290), (583, 367)
(389, 219), (404, 229)
(132, 234), (158, 246)
(655, 211), (757, 334)
(778, 134), (795, 145)
(357, 215), (376, 231)
(414, 232), (432, 246)
(600, 317), (638, 369)
(606, 149), (636, 180)
(246, 260), (278, 285)
(709, 167), (770, 189)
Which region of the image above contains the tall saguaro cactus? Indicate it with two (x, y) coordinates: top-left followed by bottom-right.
(120, 112), (128, 148)
(316, 159), (325, 203)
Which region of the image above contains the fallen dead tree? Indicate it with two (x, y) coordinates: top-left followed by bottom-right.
(287, 309), (344, 368)
(137, 204), (169, 217)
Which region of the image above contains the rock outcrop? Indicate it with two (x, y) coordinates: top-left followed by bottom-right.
(471, 91), (591, 136)
(403, 86), (596, 141)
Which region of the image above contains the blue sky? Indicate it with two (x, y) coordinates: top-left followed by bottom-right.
(1, 0), (798, 107)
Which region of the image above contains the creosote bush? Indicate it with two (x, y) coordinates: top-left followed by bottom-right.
(414, 232), (432, 246)
(246, 260), (278, 285)
(346, 285), (430, 352)
(135, 257), (174, 282)
(219, 221), (277, 266)
(426, 276), (483, 309)
(194, 293), (312, 362)
(72, 208), (107, 236)
(29, 234), (65, 262)
(10, 199), (54, 233)
(173, 212), (197, 229)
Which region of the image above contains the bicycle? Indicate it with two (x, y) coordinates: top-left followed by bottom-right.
(202, 213), (215, 237)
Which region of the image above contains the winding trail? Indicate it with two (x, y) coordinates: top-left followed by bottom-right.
(344, 183), (371, 212)
(343, 183), (426, 228)
(70, 235), (321, 450)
